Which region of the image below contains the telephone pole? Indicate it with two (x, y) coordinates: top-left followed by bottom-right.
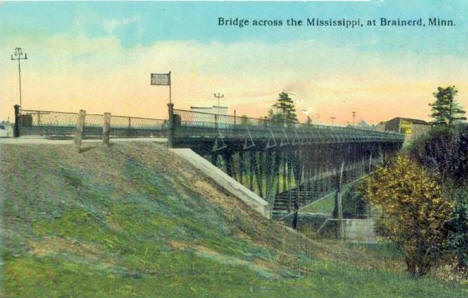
(11, 47), (27, 106)
(213, 92), (224, 115)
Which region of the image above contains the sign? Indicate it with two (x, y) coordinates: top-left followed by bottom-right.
(151, 73), (171, 86)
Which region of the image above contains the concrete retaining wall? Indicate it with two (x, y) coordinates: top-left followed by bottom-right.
(169, 148), (271, 218)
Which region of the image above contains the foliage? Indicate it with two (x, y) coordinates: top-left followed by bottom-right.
(305, 115), (313, 127)
(446, 189), (468, 274)
(331, 184), (368, 219)
(269, 92), (298, 126)
(240, 114), (250, 126)
(429, 86), (466, 128)
(409, 124), (468, 187)
(364, 155), (454, 277)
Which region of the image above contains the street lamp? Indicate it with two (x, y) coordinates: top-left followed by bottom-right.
(213, 92), (224, 115)
(11, 47), (28, 106)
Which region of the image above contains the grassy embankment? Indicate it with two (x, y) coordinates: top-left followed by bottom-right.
(0, 142), (466, 297)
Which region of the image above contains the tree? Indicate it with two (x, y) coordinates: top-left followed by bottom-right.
(409, 125), (468, 187)
(430, 86), (466, 129)
(270, 92), (298, 126)
(268, 108), (284, 125)
(240, 115), (250, 126)
(305, 115), (313, 127)
(363, 155), (454, 277)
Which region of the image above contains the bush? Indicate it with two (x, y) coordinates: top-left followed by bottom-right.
(364, 155), (454, 277)
(446, 189), (468, 274)
(409, 125), (468, 187)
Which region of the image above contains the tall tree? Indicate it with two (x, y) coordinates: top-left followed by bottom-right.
(271, 92), (298, 126)
(430, 86), (466, 129)
(305, 115), (312, 127)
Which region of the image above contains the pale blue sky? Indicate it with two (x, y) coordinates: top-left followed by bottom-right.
(1, 1), (466, 54)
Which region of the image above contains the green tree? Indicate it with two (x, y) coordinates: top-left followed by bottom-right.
(268, 108), (284, 125)
(305, 115), (312, 127)
(364, 155), (454, 277)
(240, 115), (250, 126)
(270, 92), (298, 126)
(430, 86), (466, 129)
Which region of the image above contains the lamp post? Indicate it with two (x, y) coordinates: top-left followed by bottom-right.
(213, 92), (224, 115)
(11, 47), (27, 107)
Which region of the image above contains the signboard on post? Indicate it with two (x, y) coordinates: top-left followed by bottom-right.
(151, 71), (172, 104)
(151, 73), (171, 86)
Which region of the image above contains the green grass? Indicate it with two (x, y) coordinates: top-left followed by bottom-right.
(1, 143), (467, 297)
(301, 192), (336, 214)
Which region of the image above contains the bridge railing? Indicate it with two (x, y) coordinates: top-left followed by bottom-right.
(172, 109), (404, 144)
(14, 107), (167, 138)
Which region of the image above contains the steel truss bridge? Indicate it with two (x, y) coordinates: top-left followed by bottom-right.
(168, 106), (404, 218)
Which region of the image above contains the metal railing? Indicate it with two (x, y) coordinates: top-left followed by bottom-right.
(172, 109), (404, 144)
(15, 107), (167, 139)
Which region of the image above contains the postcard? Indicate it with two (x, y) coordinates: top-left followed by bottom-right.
(1, 1), (467, 297)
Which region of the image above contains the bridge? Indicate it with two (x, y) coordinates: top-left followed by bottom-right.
(167, 104), (404, 218)
(12, 104), (404, 220)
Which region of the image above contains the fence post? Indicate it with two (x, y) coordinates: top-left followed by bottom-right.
(14, 104), (20, 137)
(74, 110), (86, 153)
(167, 103), (175, 148)
(103, 112), (111, 146)
(336, 161), (345, 240)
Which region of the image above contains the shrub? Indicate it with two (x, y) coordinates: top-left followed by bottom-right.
(446, 189), (468, 275)
(364, 155), (454, 277)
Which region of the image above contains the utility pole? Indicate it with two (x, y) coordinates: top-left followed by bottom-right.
(213, 92), (224, 115)
(330, 116), (336, 125)
(352, 111), (356, 126)
(11, 47), (27, 106)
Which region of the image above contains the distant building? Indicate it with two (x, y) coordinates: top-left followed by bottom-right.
(190, 106), (228, 115)
(190, 105), (229, 127)
(376, 117), (430, 142)
(355, 120), (374, 130)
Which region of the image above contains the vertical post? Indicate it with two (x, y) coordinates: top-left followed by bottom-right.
(74, 110), (86, 153)
(239, 151), (244, 184)
(249, 151), (254, 191)
(336, 161), (345, 240)
(255, 152), (264, 198)
(103, 112), (111, 146)
(234, 109), (237, 126)
(167, 103), (175, 148)
(14, 104), (20, 137)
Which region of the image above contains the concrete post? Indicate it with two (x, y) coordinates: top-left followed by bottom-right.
(14, 104), (20, 137)
(337, 161), (345, 240)
(74, 110), (86, 153)
(103, 112), (111, 146)
(167, 103), (175, 148)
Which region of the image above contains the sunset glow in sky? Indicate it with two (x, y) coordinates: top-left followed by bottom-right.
(1, 1), (467, 125)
